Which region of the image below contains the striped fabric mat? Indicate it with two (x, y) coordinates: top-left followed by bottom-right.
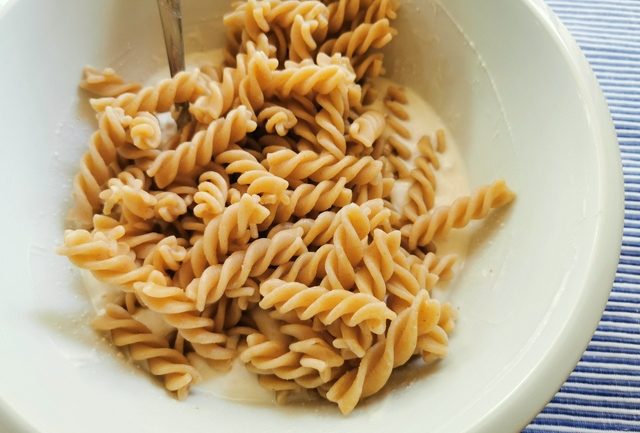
(523, 1), (640, 432)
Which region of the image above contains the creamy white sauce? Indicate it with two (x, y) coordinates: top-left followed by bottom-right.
(190, 357), (276, 404)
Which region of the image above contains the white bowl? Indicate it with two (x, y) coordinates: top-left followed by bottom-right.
(0, 0), (623, 432)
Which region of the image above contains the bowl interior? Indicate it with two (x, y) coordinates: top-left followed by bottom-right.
(0, 1), (621, 433)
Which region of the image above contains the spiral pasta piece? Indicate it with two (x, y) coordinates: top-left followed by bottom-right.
(401, 251), (458, 291)
(59, 224), (154, 290)
(314, 90), (348, 158)
(289, 15), (323, 61)
(216, 147), (289, 205)
(260, 178), (352, 228)
(404, 166), (436, 223)
(186, 228), (307, 311)
(236, 47), (279, 113)
(349, 110), (385, 147)
(354, 229), (400, 300)
(133, 271), (234, 361)
(351, 52), (385, 81)
(70, 106), (130, 228)
(100, 171), (156, 221)
(146, 106), (258, 188)
(352, 175), (393, 204)
(325, 290), (445, 414)
(240, 314), (343, 387)
(257, 104), (298, 136)
(320, 19), (395, 58)
(271, 54), (355, 98)
(128, 112), (162, 150)
(326, 0), (367, 35)
(90, 69), (207, 115)
(326, 322), (373, 360)
(402, 180), (516, 250)
(93, 304), (200, 399)
(79, 66), (141, 97)
(270, 244), (334, 286)
(193, 170), (229, 222)
(142, 236), (187, 272)
(322, 203), (371, 291)
(260, 279), (396, 335)
(153, 191), (190, 223)
(189, 67), (240, 124)
(224, 0), (329, 43)
(268, 198), (391, 246)
(266, 148), (382, 185)
(189, 194), (270, 272)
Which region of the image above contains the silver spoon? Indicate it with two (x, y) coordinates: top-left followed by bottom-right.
(157, 0), (191, 129)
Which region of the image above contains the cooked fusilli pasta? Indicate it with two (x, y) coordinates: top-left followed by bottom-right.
(80, 66), (141, 97)
(61, 0), (515, 414)
(93, 303), (200, 399)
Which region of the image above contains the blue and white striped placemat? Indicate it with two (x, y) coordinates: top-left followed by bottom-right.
(523, 1), (640, 432)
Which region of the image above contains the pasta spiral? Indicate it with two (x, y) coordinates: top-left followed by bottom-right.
(265, 148), (382, 185)
(260, 279), (396, 335)
(128, 112), (162, 150)
(216, 147), (289, 205)
(189, 194), (270, 272)
(257, 104), (298, 136)
(322, 203), (371, 290)
(259, 178), (352, 228)
(193, 170), (229, 222)
(320, 19), (395, 58)
(349, 110), (386, 147)
(142, 236), (187, 272)
(267, 198), (391, 246)
(189, 66), (239, 124)
(402, 180), (516, 250)
(271, 54), (355, 98)
(134, 271), (234, 361)
(354, 229), (400, 300)
(79, 66), (141, 97)
(90, 69), (208, 115)
(325, 290), (442, 414)
(93, 303), (200, 400)
(59, 224), (154, 290)
(404, 165), (436, 223)
(146, 106), (258, 188)
(240, 313), (343, 387)
(326, 321), (373, 360)
(186, 228), (307, 311)
(70, 106), (130, 228)
(314, 90), (348, 158)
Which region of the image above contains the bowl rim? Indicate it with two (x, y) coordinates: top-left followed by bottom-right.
(465, 0), (624, 432)
(0, 0), (625, 432)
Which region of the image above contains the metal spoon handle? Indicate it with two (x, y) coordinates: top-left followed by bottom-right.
(157, 0), (185, 77)
(157, 0), (190, 128)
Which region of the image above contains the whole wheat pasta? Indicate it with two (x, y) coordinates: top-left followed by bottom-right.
(90, 69), (208, 115)
(60, 0), (515, 414)
(402, 179), (516, 250)
(93, 304), (200, 399)
(349, 110), (386, 147)
(80, 66), (141, 97)
(266, 148), (382, 185)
